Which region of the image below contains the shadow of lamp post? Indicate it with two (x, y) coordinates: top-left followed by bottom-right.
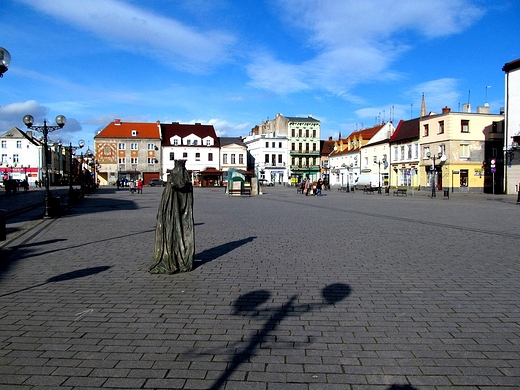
(0, 47), (11, 77)
(23, 114), (66, 218)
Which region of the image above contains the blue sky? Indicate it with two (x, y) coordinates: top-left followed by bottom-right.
(1, 0), (519, 147)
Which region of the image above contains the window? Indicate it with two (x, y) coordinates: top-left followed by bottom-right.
(131, 130), (137, 136)
(272, 142), (275, 148)
(131, 157), (138, 164)
(271, 154), (276, 165)
(169, 152), (175, 160)
(173, 139), (179, 146)
(312, 143), (317, 151)
(305, 143), (309, 152)
(223, 154), (228, 164)
(130, 143), (138, 150)
(414, 144), (419, 159)
(1, 154), (6, 163)
(460, 144), (470, 158)
(118, 157), (126, 164)
(264, 154), (269, 163)
(291, 143), (295, 151)
(438, 121), (444, 134)
(393, 146), (398, 161)
(148, 143), (155, 150)
(195, 152), (200, 161)
(313, 130), (316, 138)
(423, 124), (429, 137)
(208, 153), (213, 161)
(278, 154), (282, 163)
(291, 157), (295, 166)
(118, 143), (126, 150)
(13, 154), (19, 163)
(298, 129), (302, 137)
(279, 142), (282, 148)
(147, 157), (156, 164)
(266, 142), (269, 148)
(193, 140), (198, 146)
(423, 146), (430, 159)
(291, 129), (295, 137)
(206, 139), (212, 146)
(306, 129), (309, 138)
(461, 120), (469, 133)
(239, 154), (243, 164)
(182, 152), (187, 158)
(17, 141), (22, 148)
(186, 140), (191, 146)
(1, 141), (6, 148)
(298, 143), (302, 152)
(407, 145), (412, 160)
(400, 146), (405, 160)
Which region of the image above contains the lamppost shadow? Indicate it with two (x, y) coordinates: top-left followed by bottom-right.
(208, 282), (351, 390)
(0, 265), (111, 297)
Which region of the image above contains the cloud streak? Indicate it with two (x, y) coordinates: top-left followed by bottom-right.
(19, 0), (236, 73)
(247, 0), (485, 96)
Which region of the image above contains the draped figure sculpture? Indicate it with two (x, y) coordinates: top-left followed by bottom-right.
(149, 160), (194, 274)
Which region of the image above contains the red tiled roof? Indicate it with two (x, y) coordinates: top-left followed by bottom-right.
(390, 118), (420, 143)
(95, 120), (161, 139)
(161, 123), (219, 147)
(328, 124), (383, 157)
(503, 58), (520, 72)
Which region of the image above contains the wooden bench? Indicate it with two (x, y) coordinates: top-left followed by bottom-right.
(363, 186), (376, 194)
(229, 188), (251, 196)
(393, 187), (407, 196)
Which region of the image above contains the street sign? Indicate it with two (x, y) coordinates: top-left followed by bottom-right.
(491, 168), (496, 173)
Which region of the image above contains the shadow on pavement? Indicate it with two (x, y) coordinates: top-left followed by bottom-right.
(194, 236), (256, 267)
(209, 283), (351, 390)
(0, 266), (111, 297)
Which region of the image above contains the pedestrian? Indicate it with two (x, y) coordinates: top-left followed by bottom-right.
(137, 179), (143, 194)
(304, 178), (310, 196)
(116, 179), (120, 190)
(317, 178), (323, 196)
(129, 180), (136, 194)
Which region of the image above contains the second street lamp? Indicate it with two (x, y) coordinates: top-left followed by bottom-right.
(69, 140), (85, 200)
(426, 151), (443, 198)
(23, 114), (66, 218)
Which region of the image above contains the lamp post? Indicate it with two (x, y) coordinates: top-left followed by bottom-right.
(68, 140), (85, 200)
(373, 156), (387, 194)
(426, 151), (443, 198)
(0, 47), (11, 77)
(23, 114), (66, 218)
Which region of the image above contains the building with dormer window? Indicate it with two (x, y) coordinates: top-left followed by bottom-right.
(160, 122), (220, 186)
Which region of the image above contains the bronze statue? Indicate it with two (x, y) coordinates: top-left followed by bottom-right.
(149, 160), (194, 274)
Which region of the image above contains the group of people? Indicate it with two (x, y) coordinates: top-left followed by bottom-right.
(299, 177), (325, 196)
(116, 178), (143, 194)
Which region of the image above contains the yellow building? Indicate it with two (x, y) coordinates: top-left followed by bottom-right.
(419, 107), (504, 193)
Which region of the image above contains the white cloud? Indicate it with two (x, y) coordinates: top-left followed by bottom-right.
(20, 0), (236, 73)
(0, 100), (47, 130)
(189, 118), (250, 137)
(247, 0), (484, 96)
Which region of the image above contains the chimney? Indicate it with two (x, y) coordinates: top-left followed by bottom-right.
(26, 130), (33, 138)
(114, 119), (121, 125)
(442, 106), (451, 114)
(329, 136), (333, 141)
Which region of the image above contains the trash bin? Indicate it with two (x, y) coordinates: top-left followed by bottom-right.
(0, 209), (7, 241)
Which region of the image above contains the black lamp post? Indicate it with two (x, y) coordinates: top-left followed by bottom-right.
(426, 151), (443, 198)
(0, 47), (11, 77)
(23, 114), (66, 218)
(68, 140), (85, 200)
(373, 156), (387, 194)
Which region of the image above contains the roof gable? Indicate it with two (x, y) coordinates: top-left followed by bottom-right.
(161, 123), (219, 147)
(390, 118), (420, 143)
(95, 120), (161, 139)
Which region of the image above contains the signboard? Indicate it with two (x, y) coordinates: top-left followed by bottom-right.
(452, 170), (460, 174)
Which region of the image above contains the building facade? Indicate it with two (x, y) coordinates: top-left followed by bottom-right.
(160, 122), (220, 186)
(503, 58), (520, 194)
(243, 133), (289, 185)
(219, 137), (248, 185)
(94, 120), (162, 186)
(419, 107), (504, 193)
(389, 118), (420, 188)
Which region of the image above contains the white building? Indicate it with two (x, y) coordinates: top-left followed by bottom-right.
(161, 122), (220, 186)
(243, 133), (289, 185)
(0, 127), (43, 186)
(503, 58), (520, 194)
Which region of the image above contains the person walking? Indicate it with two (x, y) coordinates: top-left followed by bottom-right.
(129, 180), (136, 194)
(316, 178), (323, 196)
(304, 178), (310, 196)
(137, 179), (143, 194)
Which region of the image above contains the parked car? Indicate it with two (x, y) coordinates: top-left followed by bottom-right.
(149, 178), (165, 186)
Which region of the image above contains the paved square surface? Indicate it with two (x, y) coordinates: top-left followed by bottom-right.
(0, 186), (519, 389)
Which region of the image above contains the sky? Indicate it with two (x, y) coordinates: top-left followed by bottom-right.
(1, 0), (519, 148)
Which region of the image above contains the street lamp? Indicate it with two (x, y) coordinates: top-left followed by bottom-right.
(426, 151), (443, 198)
(373, 155), (387, 194)
(23, 114), (66, 218)
(68, 140), (85, 200)
(0, 47), (11, 77)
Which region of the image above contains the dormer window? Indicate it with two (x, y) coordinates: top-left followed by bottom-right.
(193, 140), (198, 146)
(132, 130), (137, 137)
(186, 140), (191, 146)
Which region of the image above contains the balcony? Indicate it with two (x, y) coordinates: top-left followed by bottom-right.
(290, 149), (320, 156)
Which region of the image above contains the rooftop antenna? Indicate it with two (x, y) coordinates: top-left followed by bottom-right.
(485, 85), (491, 107)
(467, 90), (471, 104)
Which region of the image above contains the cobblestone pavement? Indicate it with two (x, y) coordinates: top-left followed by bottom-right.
(0, 186), (519, 389)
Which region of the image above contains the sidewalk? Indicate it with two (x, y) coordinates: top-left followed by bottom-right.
(0, 185), (519, 389)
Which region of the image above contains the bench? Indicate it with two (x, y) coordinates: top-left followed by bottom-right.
(363, 186), (376, 194)
(229, 188), (251, 196)
(338, 186), (349, 193)
(393, 187), (407, 196)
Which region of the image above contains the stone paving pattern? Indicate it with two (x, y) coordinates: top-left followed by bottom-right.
(0, 186), (519, 389)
